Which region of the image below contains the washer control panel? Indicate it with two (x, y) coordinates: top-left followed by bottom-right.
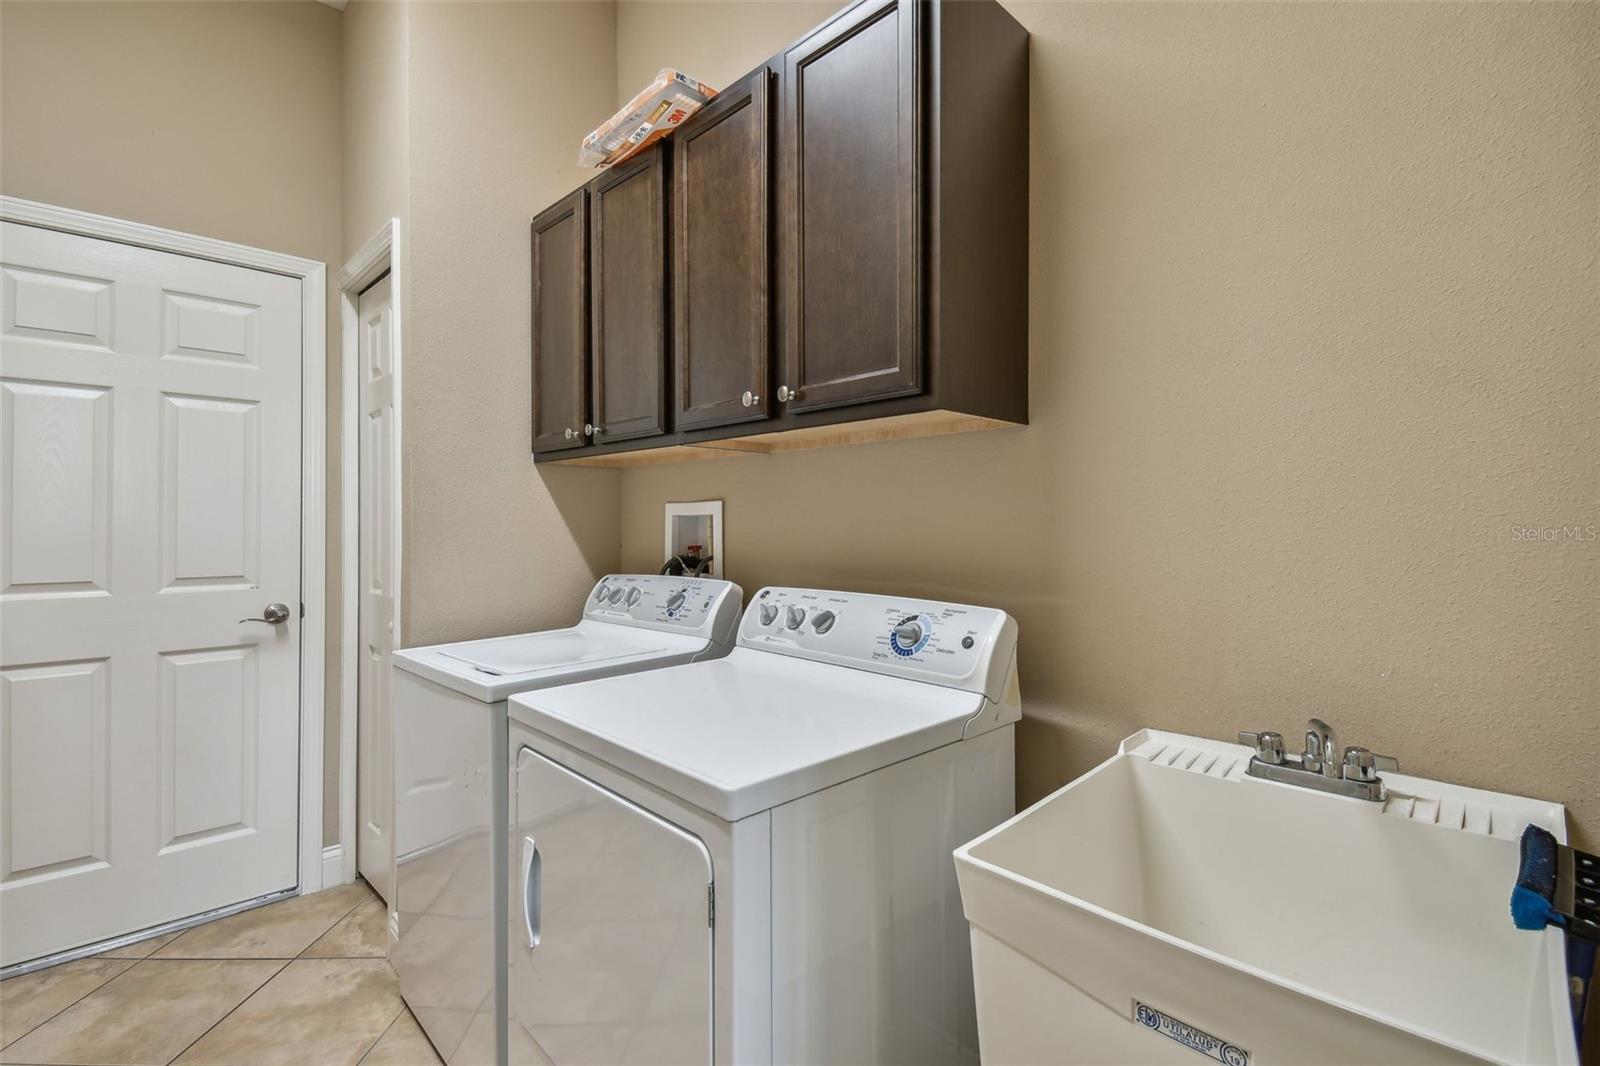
(583, 574), (742, 643)
(737, 587), (1016, 700)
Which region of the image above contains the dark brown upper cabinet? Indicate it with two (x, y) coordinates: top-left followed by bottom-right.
(531, 0), (1029, 467)
(780, 0), (920, 414)
(673, 69), (774, 432)
(589, 144), (669, 444)
(530, 188), (588, 453)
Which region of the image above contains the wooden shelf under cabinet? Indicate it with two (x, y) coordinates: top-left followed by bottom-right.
(551, 409), (1019, 467)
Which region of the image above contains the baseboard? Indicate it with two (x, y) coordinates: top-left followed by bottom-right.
(320, 844), (346, 889)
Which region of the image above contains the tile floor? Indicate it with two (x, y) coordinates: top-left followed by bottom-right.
(0, 882), (443, 1066)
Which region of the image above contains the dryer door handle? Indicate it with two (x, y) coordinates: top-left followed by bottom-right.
(521, 835), (542, 949)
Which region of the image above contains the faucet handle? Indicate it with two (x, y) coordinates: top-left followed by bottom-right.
(1342, 746), (1377, 782)
(1342, 747), (1400, 781)
(1239, 730), (1286, 765)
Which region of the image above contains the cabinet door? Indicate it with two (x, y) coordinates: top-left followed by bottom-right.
(590, 145), (668, 443)
(781, 0), (921, 414)
(511, 746), (713, 1065)
(674, 69), (774, 432)
(531, 189), (589, 453)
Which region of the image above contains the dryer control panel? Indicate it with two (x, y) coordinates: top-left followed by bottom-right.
(738, 587), (1017, 703)
(583, 574), (742, 646)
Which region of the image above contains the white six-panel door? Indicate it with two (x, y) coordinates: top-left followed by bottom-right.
(356, 272), (394, 902)
(0, 221), (303, 966)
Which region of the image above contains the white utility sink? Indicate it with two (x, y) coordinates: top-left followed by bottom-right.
(954, 730), (1578, 1066)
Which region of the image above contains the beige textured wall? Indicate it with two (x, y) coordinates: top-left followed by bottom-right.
(401, 1), (621, 648)
(5, 0), (1593, 876)
(617, 2), (1600, 848)
(343, 0), (409, 257)
(616, 1), (837, 104)
(336, 0), (411, 845)
(0, 1), (348, 844)
(333, 1), (622, 847)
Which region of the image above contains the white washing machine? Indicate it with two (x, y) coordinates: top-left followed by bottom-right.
(389, 574), (742, 1066)
(505, 586), (1020, 1066)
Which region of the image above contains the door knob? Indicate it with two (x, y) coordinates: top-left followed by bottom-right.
(239, 602), (291, 625)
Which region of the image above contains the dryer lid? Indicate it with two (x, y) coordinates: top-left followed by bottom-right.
(507, 648), (989, 821)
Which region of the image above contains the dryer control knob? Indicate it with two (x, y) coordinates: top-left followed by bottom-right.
(785, 606), (806, 630)
(759, 602), (779, 626)
(625, 587), (642, 607)
(811, 610), (837, 634)
(593, 583), (610, 603)
(893, 620), (924, 649)
(665, 591), (687, 613)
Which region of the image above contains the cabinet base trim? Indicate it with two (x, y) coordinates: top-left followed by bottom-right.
(544, 409), (1021, 467)
(551, 444), (736, 468)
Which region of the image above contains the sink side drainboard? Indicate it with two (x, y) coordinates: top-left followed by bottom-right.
(1126, 736), (1249, 782)
(1380, 792), (1524, 839)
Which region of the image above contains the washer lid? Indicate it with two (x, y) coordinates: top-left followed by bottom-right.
(438, 631), (664, 675)
(507, 647), (988, 821)
(393, 620), (713, 703)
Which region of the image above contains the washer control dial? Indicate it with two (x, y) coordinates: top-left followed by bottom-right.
(759, 602), (779, 626)
(665, 590), (687, 615)
(811, 610), (837, 634)
(593, 582), (610, 603)
(608, 587), (626, 605)
(625, 587), (642, 607)
(890, 615), (932, 656)
(785, 605), (806, 630)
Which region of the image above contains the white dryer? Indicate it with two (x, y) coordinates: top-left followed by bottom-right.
(389, 574), (742, 1066)
(506, 586), (1020, 1066)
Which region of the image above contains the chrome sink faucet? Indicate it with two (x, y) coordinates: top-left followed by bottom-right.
(1238, 719), (1398, 801)
(1302, 717), (1335, 776)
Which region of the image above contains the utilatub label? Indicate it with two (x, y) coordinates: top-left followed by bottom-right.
(1133, 1000), (1250, 1066)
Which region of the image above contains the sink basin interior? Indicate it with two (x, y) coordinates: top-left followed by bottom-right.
(965, 752), (1566, 1065)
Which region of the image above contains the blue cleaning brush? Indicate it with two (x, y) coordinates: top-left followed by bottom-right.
(1510, 823), (1600, 1046)
(1511, 824), (1563, 931)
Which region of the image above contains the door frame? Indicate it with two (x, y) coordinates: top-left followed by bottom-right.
(334, 219), (404, 888)
(0, 195), (330, 895)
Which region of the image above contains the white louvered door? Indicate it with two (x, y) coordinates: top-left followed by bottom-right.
(0, 221), (303, 966)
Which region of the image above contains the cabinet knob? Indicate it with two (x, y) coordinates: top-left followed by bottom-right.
(564, 427), (576, 440)
(586, 423), (602, 437)
(740, 391), (760, 408)
(777, 384), (795, 403)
